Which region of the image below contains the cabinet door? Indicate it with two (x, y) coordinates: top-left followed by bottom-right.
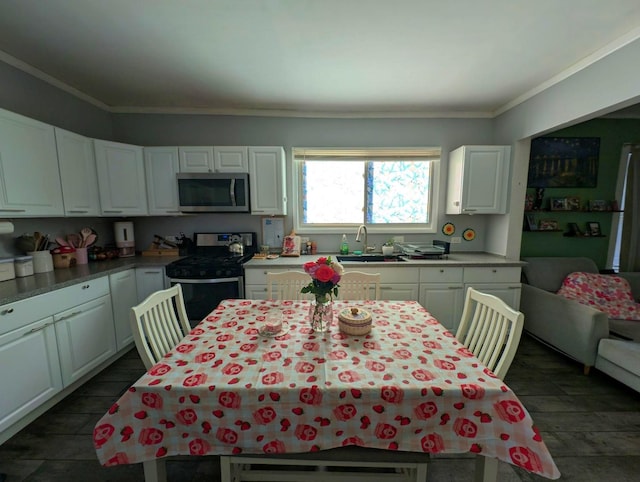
(94, 140), (148, 215)
(55, 127), (101, 216)
(179, 146), (214, 172)
(419, 284), (465, 332)
(379, 283), (419, 301)
(249, 147), (287, 215)
(144, 147), (181, 215)
(465, 283), (521, 310)
(54, 295), (116, 386)
(245, 285), (268, 300)
(0, 108), (64, 216)
(214, 146), (249, 172)
(136, 267), (167, 303)
(0, 317), (62, 433)
(110, 269), (138, 350)
(446, 146), (510, 214)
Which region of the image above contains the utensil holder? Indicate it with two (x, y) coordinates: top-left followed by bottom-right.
(28, 251), (54, 273)
(75, 247), (88, 265)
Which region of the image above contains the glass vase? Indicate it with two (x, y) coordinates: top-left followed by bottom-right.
(309, 297), (333, 332)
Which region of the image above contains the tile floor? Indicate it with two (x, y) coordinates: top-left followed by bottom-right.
(0, 334), (639, 481)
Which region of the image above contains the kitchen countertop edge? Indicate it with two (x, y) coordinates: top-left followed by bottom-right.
(0, 256), (182, 306)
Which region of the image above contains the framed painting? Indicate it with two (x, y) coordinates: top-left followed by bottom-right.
(527, 137), (600, 188)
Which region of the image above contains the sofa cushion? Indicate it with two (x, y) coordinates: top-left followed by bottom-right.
(557, 272), (640, 321)
(521, 257), (599, 292)
(597, 339), (640, 377)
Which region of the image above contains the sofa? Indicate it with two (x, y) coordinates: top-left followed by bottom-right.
(520, 257), (640, 392)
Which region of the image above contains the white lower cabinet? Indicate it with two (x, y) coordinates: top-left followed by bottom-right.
(136, 267), (167, 303)
(418, 267), (465, 332)
(463, 267), (521, 310)
(110, 269), (138, 350)
(54, 294), (116, 386)
(0, 316), (62, 433)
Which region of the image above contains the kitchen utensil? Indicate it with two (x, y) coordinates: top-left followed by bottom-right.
(67, 233), (81, 248)
(34, 231), (42, 250)
(80, 227), (92, 246)
(56, 236), (69, 247)
(84, 233), (97, 247)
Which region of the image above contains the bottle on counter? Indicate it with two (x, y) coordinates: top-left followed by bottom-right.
(340, 234), (349, 255)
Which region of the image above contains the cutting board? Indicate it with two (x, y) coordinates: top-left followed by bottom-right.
(281, 233), (301, 257)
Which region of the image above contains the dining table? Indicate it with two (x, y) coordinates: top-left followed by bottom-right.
(93, 299), (561, 481)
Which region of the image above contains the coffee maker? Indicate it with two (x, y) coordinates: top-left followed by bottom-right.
(114, 221), (135, 257)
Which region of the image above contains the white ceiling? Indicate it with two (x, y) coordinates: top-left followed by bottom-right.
(1, 0), (640, 117)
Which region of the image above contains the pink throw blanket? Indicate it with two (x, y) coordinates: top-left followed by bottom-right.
(557, 272), (640, 321)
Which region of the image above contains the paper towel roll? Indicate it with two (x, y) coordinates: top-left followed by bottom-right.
(0, 221), (14, 234)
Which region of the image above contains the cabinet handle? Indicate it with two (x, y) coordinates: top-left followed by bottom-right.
(448, 286), (463, 290)
(0, 208), (26, 212)
(103, 210), (123, 213)
(492, 269), (497, 273)
(56, 311), (82, 322)
(24, 321), (53, 335)
(1, 308), (15, 315)
(439, 269), (444, 273)
(67, 210), (89, 213)
(82, 284), (90, 289)
(508, 285), (520, 289)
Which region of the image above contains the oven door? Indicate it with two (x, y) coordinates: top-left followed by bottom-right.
(169, 276), (244, 326)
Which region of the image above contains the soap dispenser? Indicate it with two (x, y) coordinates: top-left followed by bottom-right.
(340, 234), (349, 255)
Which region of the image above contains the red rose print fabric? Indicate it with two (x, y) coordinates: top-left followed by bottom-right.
(557, 271), (640, 321)
(93, 299), (560, 479)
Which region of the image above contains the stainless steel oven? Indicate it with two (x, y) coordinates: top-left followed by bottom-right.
(165, 232), (257, 326)
(168, 276), (244, 326)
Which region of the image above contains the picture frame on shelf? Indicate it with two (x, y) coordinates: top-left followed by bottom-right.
(587, 221), (602, 236)
(550, 198), (569, 211)
(539, 219), (559, 231)
(526, 214), (538, 231)
(589, 200), (607, 211)
(567, 196), (581, 211)
(567, 222), (582, 236)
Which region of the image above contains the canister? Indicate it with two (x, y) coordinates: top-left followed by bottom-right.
(14, 255), (34, 277)
(0, 257), (16, 282)
(50, 246), (77, 269)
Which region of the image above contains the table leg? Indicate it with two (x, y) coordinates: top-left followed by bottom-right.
(143, 459), (167, 482)
(474, 456), (498, 482)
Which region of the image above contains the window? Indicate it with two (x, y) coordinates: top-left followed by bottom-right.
(293, 148), (440, 233)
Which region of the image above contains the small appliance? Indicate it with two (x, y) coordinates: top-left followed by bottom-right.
(114, 221), (136, 257)
(177, 172), (250, 213)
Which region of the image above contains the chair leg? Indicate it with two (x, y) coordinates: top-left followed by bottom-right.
(143, 459), (166, 482)
(475, 456), (498, 482)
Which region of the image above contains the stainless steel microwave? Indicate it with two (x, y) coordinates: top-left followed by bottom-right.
(177, 173), (250, 213)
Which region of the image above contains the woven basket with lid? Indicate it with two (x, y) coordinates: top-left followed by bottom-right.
(338, 307), (372, 335)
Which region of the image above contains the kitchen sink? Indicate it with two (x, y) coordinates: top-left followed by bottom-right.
(337, 255), (406, 263)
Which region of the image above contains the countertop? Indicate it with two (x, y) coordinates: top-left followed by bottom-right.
(244, 252), (525, 268)
(0, 256), (181, 306)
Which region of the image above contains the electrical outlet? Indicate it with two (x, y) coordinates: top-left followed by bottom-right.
(450, 237), (462, 244)
(393, 236), (404, 243)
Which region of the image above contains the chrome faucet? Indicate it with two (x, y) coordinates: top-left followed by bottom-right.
(355, 225), (375, 253)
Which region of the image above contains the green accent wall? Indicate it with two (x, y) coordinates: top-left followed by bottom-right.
(520, 118), (640, 269)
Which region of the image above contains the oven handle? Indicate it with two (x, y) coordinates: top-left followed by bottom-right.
(170, 277), (243, 284)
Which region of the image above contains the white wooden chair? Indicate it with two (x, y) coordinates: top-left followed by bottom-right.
(456, 287), (525, 379)
(339, 271), (381, 300)
(129, 284), (192, 370)
(266, 271), (314, 300)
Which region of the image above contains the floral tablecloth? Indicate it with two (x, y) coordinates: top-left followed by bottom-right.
(93, 299), (560, 479)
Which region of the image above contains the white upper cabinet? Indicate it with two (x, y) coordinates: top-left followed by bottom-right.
(214, 146), (249, 172)
(249, 146), (287, 215)
(178, 146), (214, 172)
(94, 140), (148, 216)
(144, 147), (181, 215)
(446, 145), (511, 214)
(0, 108), (64, 216)
(55, 127), (101, 217)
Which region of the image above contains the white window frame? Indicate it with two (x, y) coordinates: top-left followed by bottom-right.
(292, 148), (440, 235)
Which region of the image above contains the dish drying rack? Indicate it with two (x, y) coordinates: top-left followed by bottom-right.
(394, 240), (450, 259)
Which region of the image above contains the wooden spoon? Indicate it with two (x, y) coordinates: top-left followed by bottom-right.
(80, 227), (92, 247)
(56, 236), (69, 247)
(67, 233), (81, 248)
(84, 233), (97, 247)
